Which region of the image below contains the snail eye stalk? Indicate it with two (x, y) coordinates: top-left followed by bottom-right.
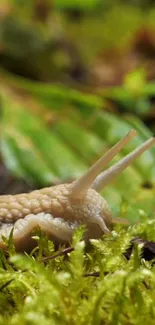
(93, 137), (155, 192)
(70, 129), (137, 199)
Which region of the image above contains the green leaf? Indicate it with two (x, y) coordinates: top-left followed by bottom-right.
(0, 73), (155, 218)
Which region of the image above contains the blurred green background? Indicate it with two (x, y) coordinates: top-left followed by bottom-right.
(0, 0), (155, 222)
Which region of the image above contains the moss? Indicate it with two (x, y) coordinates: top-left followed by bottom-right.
(0, 221), (155, 324)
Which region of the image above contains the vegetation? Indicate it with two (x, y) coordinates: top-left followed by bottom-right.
(0, 1), (155, 324)
(1, 222), (155, 325)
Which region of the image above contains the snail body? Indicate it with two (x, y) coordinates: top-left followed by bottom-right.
(0, 130), (154, 251)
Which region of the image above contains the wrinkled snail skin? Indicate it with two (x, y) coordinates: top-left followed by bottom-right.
(0, 129), (154, 251)
(0, 185), (112, 251)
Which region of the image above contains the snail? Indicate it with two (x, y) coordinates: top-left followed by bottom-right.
(0, 129), (154, 251)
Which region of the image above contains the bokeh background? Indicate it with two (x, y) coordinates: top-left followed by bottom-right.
(0, 0), (155, 222)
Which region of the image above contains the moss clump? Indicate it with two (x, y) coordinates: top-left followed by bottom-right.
(0, 220), (155, 325)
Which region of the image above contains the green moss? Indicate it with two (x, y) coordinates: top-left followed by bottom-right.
(0, 221), (155, 325)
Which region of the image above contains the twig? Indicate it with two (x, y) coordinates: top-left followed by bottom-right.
(42, 247), (74, 262)
(0, 279), (14, 291)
